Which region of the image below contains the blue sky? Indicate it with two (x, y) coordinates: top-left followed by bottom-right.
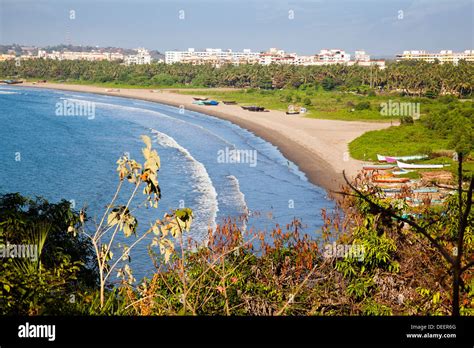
(0, 0), (472, 56)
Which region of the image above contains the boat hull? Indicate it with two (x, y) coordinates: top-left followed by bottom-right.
(397, 161), (444, 169)
(378, 154), (428, 162)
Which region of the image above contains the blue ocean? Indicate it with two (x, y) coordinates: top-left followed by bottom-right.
(0, 86), (334, 278)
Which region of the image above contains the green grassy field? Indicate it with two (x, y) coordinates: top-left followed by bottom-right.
(177, 88), (467, 122)
(349, 123), (450, 161)
(179, 88), (402, 121)
(349, 123), (473, 177)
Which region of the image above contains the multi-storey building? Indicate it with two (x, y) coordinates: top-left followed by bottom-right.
(0, 54), (16, 61)
(165, 47), (387, 68)
(354, 50), (370, 62)
(165, 48), (260, 65)
(396, 50), (474, 64)
(124, 48), (151, 65)
(37, 49), (125, 62)
(316, 49), (351, 64)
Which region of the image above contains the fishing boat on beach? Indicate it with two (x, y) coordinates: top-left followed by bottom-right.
(373, 176), (410, 183)
(242, 106), (265, 112)
(392, 169), (411, 175)
(397, 161), (447, 169)
(203, 100), (219, 105)
(222, 100), (237, 105)
(193, 97), (208, 101)
(413, 188), (439, 193)
(193, 100), (219, 106)
(363, 164), (396, 170)
(377, 154), (428, 162)
(381, 188), (402, 193)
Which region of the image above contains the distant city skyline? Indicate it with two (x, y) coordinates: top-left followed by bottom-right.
(0, 0), (472, 57)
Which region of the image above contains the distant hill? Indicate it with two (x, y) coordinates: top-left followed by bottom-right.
(0, 44), (165, 60)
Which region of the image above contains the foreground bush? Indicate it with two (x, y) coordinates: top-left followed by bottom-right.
(1, 136), (472, 316)
(0, 193), (98, 315)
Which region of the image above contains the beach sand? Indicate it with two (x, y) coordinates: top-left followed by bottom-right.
(19, 83), (393, 194)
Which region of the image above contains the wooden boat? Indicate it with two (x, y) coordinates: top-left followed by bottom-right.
(242, 106), (265, 112)
(194, 100), (218, 106)
(377, 154), (428, 162)
(363, 164), (395, 170)
(286, 111), (300, 115)
(397, 161), (446, 169)
(381, 188), (402, 193)
(222, 100), (237, 105)
(413, 188), (438, 193)
(202, 100), (219, 106)
(193, 97), (208, 101)
(392, 169), (411, 175)
(406, 197), (445, 205)
(373, 176), (410, 183)
(421, 171), (453, 184)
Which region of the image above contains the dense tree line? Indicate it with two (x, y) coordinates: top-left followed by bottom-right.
(423, 101), (474, 151)
(1, 58), (473, 97)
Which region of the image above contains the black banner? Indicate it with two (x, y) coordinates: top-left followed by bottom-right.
(0, 316), (472, 347)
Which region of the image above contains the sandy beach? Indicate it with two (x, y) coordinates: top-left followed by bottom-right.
(19, 82), (393, 193)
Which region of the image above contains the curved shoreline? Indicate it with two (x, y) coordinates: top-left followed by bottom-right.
(17, 83), (392, 195)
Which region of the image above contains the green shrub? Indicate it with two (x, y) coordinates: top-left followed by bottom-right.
(355, 101), (371, 110)
(0, 193), (98, 314)
(400, 116), (414, 124)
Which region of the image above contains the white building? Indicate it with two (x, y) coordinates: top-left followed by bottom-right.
(258, 48), (299, 65)
(0, 53), (16, 61)
(397, 50), (474, 65)
(37, 49), (124, 61)
(124, 48), (152, 65)
(354, 50), (370, 62)
(164, 47), (386, 68)
(165, 48), (259, 65)
(317, 49), (351, 64)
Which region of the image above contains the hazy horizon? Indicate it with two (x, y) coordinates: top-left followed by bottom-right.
(0, 0), (472, 56)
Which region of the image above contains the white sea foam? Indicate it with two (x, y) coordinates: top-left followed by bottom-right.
(150, 128), (219, 242)
(0, 91), (18, 95)
(224, 175), (249, 231)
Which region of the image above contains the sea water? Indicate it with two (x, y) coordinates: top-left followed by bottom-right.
(0, 86), (334, 279)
